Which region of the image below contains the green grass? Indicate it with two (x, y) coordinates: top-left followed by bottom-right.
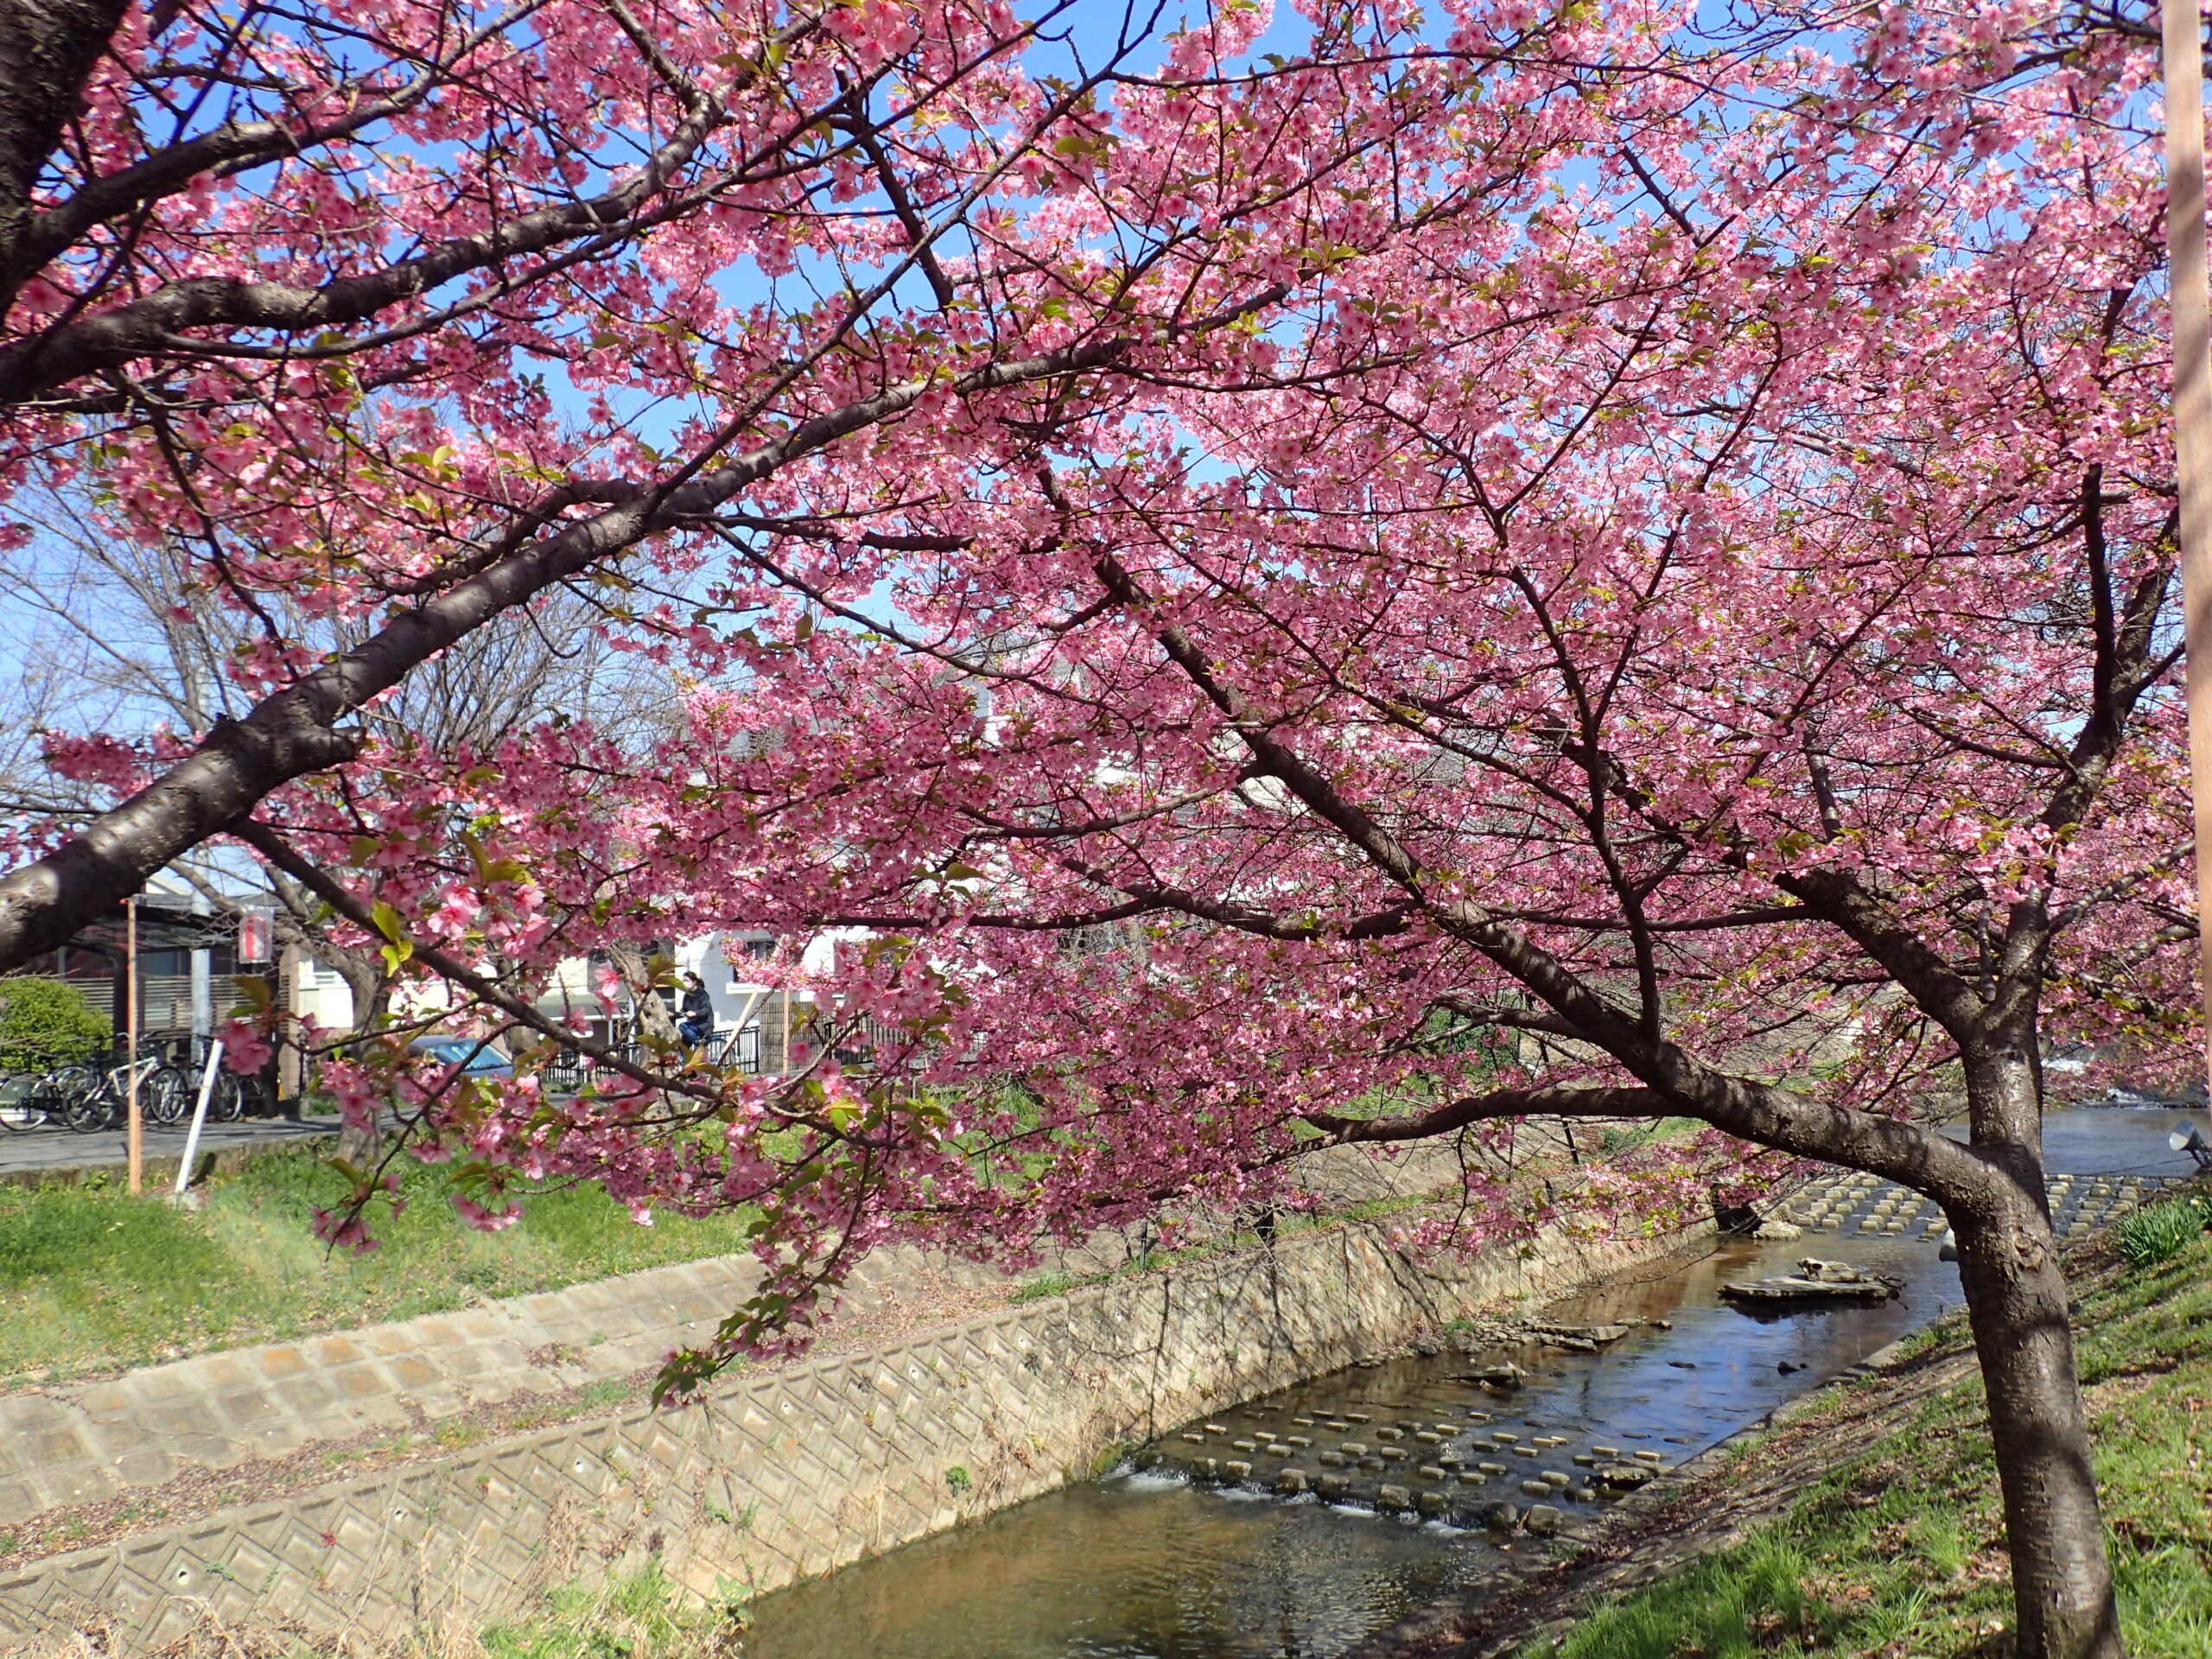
(1526, 1227), (2212, 1659)
(469, 1560), (744, 1659)
(0, 1146), (752, 1385)
(2112, 1194), (2212, 1267)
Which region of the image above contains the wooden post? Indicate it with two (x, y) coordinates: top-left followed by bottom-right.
(126, 894), (142, 1196)
(276, 944), (303, 1107)
(2167, 0), (2212, 1091)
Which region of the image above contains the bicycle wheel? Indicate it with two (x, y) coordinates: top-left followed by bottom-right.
(52, 1065), (110, 1132)
(211, 1070), (245, 1122)
(144, 1064), (192, 1127)
(0, 1072), (41, 1130)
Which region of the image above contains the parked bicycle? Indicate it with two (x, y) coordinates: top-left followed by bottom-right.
(33, 1048), (189, 1133)
(2, 1043), (247, 1132)
(0, 1059), (101, 1131)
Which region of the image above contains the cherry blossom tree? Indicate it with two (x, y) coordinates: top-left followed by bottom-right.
(0, 3), (2190, 1656)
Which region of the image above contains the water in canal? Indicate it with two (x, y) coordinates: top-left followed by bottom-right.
(738, 1106), (2206, 1659)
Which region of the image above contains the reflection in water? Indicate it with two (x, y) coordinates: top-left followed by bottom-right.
(748, 1479), (1478, 1659)
(740, 1106), (2146, 1659)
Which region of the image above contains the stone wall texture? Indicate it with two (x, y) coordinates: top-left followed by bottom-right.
(0, 1215), (1696, 1655)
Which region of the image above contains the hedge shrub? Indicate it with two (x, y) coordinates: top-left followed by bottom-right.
(0, 976), (111, 1071)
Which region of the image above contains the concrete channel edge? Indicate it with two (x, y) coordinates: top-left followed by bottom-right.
(0, 1210), (1708, 1654)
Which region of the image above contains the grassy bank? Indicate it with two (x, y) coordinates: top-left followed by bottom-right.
(0, 1145), (749, 1386)
(1522, 1215), (2212, 1659)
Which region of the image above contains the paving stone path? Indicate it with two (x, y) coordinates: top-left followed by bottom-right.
(1776, 1170), (2174, 1242)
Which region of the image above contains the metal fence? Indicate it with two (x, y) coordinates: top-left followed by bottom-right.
(537, 1024), (766, 1095)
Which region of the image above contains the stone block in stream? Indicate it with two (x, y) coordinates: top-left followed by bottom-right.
(1541, 1471), (1572, 1489)
(1461, 1363), (1527, 1390)
(1568, 1484), (1596, 1503)
(1340, 1442), (1369, 1457)
(1478, 1461), (1508, 1476)
(1225, 1460), (1252, 1482)
(1481, 1501), (1519, 1532)
(1414, 1430), (1443, 1445)
(1634, 1450), (1667, 1465)
(1525, 1503), (1563, 1535)
(1572, 1452), (1599, 1465)
(1376, 1427), (1405, 1442)
(1376, 1484), (1412, 1512)
(1319, 1451), (1347, 1467)
(1359, 1456), (1386, 1472)
(1592, 1445), (1620, 1458)
(1276, 1470), (1308, 1496)
(1417, 1491), (1449, 1518)
(1520, 1478), (1553, 1497)
(1417, 1465), (1448, 1483)
(1592, 1462), (1656, 1491)
(1317, 1474), (1350, 1501)
(1458, 1470), (1488, 1485)
(1513, 1446), (1539, 1458)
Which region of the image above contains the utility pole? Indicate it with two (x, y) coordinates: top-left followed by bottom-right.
(2167, 0), (2212, 1092)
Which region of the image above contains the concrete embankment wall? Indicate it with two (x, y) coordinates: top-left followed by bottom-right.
(1, 1215), (1700, 1655)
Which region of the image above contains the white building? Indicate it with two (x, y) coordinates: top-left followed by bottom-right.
(293, 928), (859, 1077)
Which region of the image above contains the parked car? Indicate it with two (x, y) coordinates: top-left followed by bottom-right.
(408, 1035), (513, 1078)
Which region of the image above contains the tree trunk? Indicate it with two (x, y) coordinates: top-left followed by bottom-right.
(603, 942), (681, 1046)
(1950, 1050), (2123, 1659)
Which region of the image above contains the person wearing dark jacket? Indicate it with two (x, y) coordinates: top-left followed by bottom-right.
(677, 972), (714, 1045)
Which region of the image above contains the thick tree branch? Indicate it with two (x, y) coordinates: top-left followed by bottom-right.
(0, 0), (129, 312)
(1093, 547), (2000, 1205)
(0, 329), (1136, 967)
(1303, 1085), (1667, 1141)
(0, 57), (734, 402)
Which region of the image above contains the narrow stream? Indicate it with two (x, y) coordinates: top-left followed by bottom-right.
(739, 1105), (2206, 1659)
